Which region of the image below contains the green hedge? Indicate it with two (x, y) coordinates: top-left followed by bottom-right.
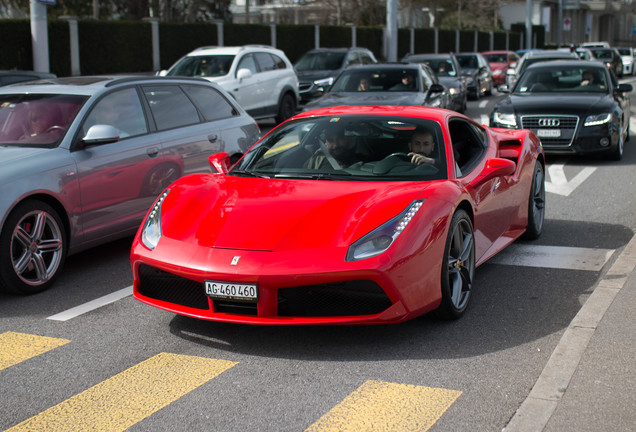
(0, 18), (526, 76)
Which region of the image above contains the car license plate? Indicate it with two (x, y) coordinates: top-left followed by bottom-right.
(537, 129), (561, 138)
(205, 280), (258, 302)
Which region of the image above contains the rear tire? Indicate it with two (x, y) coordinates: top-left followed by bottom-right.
(522, 161), (545, 240)
(275, 93), (296, 124)
(0, 200), (67, 295)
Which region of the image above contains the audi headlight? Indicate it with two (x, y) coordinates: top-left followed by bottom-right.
(584, 113), (611, 126)
(492, 112), (517, 128)
(448, 87), (458, 95)
(346, 200), (424, 261)
(141, 190), (169, 250)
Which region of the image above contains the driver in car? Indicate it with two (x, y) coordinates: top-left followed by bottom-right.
(408, 128), (437, 166)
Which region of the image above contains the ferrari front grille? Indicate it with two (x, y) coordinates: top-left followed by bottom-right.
(137, 265), (210, 310)
(278, 280), (392, 317)
(521, 115), (579, 147)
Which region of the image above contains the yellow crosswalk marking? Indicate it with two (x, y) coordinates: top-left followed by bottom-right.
(5, 352), (237, 432)
(0, 332), (70, 371)
(305, 380), (462, 432)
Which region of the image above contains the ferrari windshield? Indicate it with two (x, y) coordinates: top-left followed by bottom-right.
(514, 65), (609, 93)
(0, 94), (87, 147)
(234, 115), (447, 181)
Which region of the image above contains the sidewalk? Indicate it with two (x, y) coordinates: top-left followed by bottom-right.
(504, 234), (636, 432)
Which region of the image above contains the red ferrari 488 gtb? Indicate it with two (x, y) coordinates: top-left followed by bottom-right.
(131, 105), (545, 325)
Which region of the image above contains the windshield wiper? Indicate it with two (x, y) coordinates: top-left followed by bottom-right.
(273, 172), (352, 180)
(231, 170), (271, 178)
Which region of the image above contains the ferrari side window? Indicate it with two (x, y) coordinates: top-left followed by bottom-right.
(449, 119), (487, 176)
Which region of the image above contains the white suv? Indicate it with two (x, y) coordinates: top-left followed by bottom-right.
(161, 45), (300, 123)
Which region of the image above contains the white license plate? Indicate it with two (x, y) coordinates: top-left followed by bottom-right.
(205, 280), (258, 302)
(537, 129), (561, 138)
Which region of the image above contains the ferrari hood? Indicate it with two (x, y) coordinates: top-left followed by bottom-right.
(161, 175), (431, 251)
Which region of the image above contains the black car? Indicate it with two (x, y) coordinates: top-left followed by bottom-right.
(505, 50), (579, 89)
(294, 47), (377, 105)
(454, 52), (493, 99)
(403, 53), (468, 113)
(301, 63), (450, 111)
(490, 61), (632, 160)
(588, 47), (624, 78)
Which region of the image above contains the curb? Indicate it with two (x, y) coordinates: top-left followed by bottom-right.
(503, 232), (636, 432)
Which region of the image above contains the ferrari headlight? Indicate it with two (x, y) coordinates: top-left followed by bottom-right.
(141, 190), (169, 250)
(314, 77), (334, 87)
(584, 113), (611, 126)
(346, 200), (424, 261)
(493, 69), (503, 77)
(492, 111), (517, 128)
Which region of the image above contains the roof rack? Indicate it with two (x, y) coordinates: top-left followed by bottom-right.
(105, 75), (208, 87)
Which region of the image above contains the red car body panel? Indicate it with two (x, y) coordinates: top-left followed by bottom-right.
(131, 106), (543, 325)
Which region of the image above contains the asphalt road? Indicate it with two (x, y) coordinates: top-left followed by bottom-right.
(1, 82), (635, 432)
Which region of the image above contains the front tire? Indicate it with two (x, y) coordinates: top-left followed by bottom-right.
(0, 200), (67, 295)
(435, 209), (475, 320)
(522, 161), (545, 240)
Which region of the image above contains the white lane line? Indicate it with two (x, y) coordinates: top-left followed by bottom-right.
(480, 114), (489, 126)
(488, 245), (613, 271)
(479, 100), (489, 109)
(545, 164), (596, 197)
(47, 286), (133, 322)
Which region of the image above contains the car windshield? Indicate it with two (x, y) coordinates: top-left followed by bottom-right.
(514, 66), (609, 93)
(233, 115), (447, 181)
(455, 55), (478, 69)
(330, 69), (419, 92)
(408, 57), (457, 77)
(167, 55), (234, 77)
(0, 94), (87, 147)
(590, 49), (614, 59)
(295, 52), (346, 71)
(483, 53), (507, 63)
(617, 48), (632, 56)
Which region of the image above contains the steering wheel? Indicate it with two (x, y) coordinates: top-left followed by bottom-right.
(46, 125), (66, 134)
(384, 152), (412, 162)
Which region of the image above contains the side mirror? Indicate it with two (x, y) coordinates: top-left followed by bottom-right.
(506, 68), (516, 76)
(474, 158), (516, 184)
(209, 152), (230, 173)
(157, 70), (168, 77)
(237, 68), (252, 81)
(498, 84), (510, 93)
(429, 83), (445, 93)
(81, 124), (121, 146)
(617, 83), (633, 93)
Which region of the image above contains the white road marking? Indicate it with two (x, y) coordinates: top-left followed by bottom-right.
(480, 114), (489, 126)
(47, 286), (133, 321)
(488, 245), (613, 271)
(545, 163), (596, 196)
(479, 100), (489, 109)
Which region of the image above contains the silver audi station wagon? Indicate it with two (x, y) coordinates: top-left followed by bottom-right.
(0, 75), (260, 294)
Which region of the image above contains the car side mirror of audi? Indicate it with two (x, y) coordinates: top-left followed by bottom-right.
(81, 124), (121, 147)
(209, 152), (231, 173)
(473, 158), (516, 184)
(498, 84), (510, 93)
(616, 83), (633, 93)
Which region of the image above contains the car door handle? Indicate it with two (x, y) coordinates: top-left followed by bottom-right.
(208, 134), (218, 143)
(146, 147), (159, 157)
